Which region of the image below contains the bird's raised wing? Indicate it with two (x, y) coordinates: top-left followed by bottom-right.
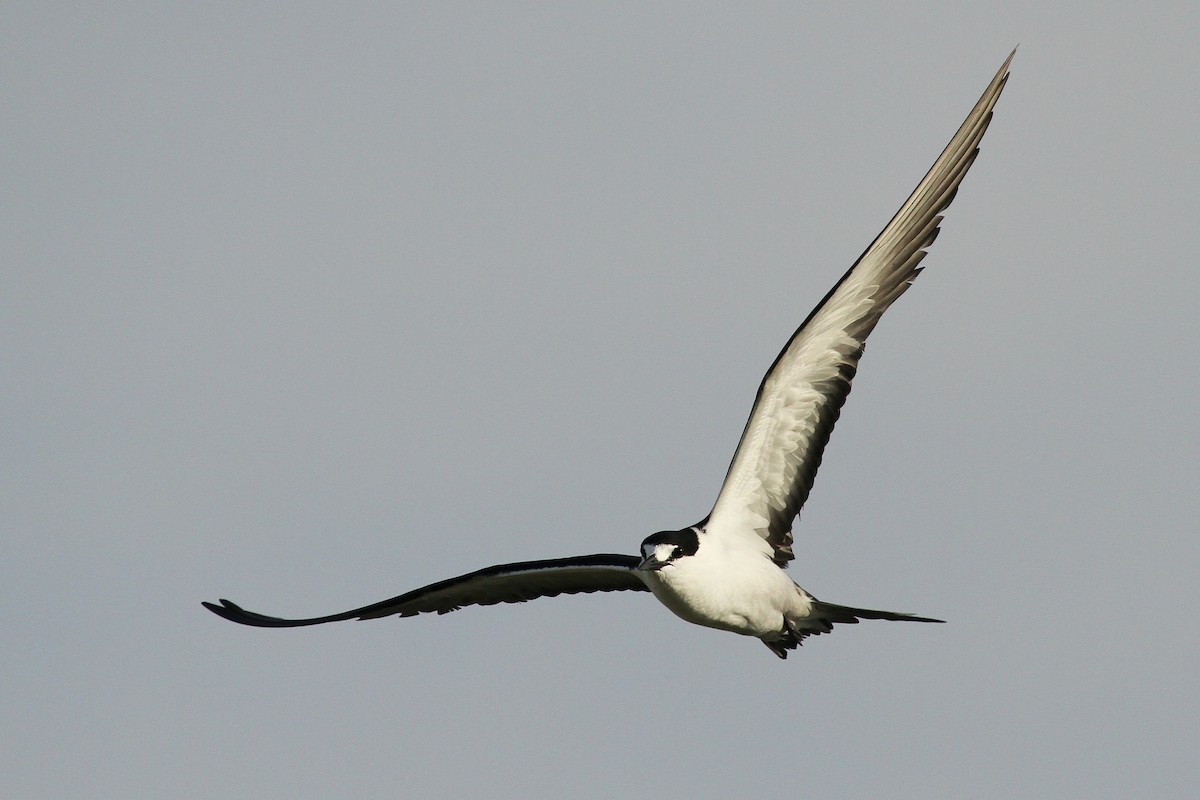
(704, 51), (1013, 565)
(203, 554), (647, 627)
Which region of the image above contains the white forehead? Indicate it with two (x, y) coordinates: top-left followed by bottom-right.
(643, 542), (676, 560)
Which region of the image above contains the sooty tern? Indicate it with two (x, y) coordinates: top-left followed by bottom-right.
(205, 52), (1012, 659)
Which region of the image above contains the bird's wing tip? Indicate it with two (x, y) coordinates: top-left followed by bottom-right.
(202, 598), (238, 617)
(202, 597), (289, 626)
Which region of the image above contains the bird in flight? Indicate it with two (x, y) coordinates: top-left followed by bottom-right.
(205, 51), (1012, 659)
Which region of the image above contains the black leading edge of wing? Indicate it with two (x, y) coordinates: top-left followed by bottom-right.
(202, 554), (647, 628)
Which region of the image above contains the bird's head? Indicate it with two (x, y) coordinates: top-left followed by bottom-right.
(637, 527), (700, 571)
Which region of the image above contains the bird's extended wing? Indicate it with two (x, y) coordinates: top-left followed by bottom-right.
(203, 554), (647, 627)
(704, 51), (1013, 565)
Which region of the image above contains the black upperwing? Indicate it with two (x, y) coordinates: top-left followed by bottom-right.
(202, 554), (647, 628)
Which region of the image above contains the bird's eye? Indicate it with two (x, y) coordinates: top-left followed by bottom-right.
(672, 547), (683, 559)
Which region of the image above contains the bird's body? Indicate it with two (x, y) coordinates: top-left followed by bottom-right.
(205, 51), (1013, 659)
(634, 526), (939, 657)
(641, 527), (808, 638)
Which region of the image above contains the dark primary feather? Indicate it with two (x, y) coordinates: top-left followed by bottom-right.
(705, 50), (1014, 566)
(202, 554), (646, 628)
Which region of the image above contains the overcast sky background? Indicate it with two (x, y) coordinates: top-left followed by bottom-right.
(5, 4), (1198, 799)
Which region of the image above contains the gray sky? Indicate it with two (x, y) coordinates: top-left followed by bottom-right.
(5, 4), (1198, 798)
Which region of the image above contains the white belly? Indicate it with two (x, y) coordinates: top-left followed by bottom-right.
(642, 546), (811, 638)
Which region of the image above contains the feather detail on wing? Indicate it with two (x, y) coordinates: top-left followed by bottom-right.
(704, 51), (1013, 565)
(202, 554), (647, 627)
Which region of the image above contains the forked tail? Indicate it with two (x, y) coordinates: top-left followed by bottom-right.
(811, 600), (944, 625)
(765, 601), (943, 658)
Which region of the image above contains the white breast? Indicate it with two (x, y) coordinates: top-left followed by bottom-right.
(643, 539), (811, 637)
